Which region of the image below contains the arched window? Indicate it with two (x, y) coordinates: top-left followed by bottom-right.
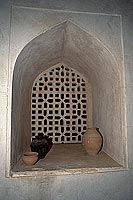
(31, 65), (87, 143)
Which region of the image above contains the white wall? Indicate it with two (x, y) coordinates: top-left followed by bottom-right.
(0, 0), (133, 199)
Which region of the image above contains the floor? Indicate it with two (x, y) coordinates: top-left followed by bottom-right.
(12, 144), (122, 176)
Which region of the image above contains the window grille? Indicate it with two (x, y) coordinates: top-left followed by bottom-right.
(31, 65), (87, 143)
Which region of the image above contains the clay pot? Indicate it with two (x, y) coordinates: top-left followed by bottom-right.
(82, 128), (102, 155)
(23, 152), (38, 165)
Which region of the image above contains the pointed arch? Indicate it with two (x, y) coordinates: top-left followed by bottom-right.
(11, 20), (126, 169)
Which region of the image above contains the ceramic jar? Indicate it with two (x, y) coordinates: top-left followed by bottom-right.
(23, 152), (38, 165)
(82, 128), (102, 155)
(30, 134), (53, 159)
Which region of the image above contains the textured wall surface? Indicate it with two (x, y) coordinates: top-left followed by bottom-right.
(0, 0), (133, 199)
(11, 19), (125, 166)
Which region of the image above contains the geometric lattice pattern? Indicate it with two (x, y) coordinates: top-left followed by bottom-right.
(31, 65), (87, 143)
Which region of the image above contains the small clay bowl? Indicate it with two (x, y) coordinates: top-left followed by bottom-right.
(23, 152), (38, 165)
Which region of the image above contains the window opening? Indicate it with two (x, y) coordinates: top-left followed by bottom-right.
(31, 65), (87, 143)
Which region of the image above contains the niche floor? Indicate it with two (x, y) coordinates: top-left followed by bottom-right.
(12, 144), (122, 177)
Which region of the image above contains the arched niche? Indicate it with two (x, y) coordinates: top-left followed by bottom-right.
(11, 20), (126, 171)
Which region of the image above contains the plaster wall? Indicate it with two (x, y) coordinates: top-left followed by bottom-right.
(11, 18), (125, 166)
(0, 0), (133, 199)
(62, 21), (124, 164)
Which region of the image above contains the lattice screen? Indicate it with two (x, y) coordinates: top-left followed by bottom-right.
(31, 65), (87, 143)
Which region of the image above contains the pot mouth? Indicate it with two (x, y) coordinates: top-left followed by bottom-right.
(24, 152), (38, 156)
(87, 127), (97, 130)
